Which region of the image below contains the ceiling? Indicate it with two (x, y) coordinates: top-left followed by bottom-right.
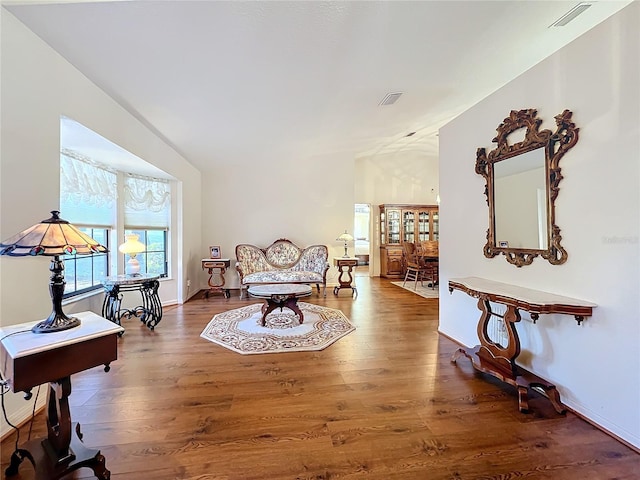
(3, 0), (634, 175)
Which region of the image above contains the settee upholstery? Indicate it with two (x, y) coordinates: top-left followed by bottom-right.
(235, 238), (329, 298)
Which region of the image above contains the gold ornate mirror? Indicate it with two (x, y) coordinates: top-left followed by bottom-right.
(476, 109), (579, 267)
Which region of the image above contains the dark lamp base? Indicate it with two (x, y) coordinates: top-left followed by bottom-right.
(32, 314), (81, 334)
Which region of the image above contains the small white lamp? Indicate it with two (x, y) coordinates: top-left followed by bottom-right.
(336, 230), (354, 258)
(119, 233), (145, 275)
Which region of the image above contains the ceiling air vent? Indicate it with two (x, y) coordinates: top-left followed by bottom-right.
(379, 92), (403, 106)
(549, 2), (592, 27)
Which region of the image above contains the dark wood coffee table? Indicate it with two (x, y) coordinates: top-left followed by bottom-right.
(247, 284), (312, 326)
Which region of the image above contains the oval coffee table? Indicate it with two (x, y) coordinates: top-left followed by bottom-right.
(247, 284), (312, 326)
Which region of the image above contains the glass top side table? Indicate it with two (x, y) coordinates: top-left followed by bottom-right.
(101, 273), (162, 331)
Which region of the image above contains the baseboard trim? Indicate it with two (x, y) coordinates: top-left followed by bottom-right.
(437, 330), (639, 453)
(0, 392), (46, 443)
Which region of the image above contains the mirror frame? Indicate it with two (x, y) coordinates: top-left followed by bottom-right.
(475, 109), (579, 267)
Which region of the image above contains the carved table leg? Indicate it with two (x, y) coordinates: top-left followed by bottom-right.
(284, 298), (304, 324)
(260, 295), (304, 326)
(6, 378), (111, 479)
(451, 298), (565, 414)
(101, 285), (123, 329)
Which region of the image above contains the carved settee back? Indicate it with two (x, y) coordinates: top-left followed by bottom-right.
(236, 238), (328, 275)
(235, 239), (329, 298)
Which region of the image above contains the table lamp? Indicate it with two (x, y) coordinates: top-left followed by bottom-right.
(0, 210), (108, 333)
(118, 233), (145, 275)
(336, 230), (354, 258)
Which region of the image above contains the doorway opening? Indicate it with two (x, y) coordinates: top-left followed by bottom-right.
(354, 204), (370, 267)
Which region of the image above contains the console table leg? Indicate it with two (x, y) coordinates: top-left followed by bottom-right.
(450, 347), (473, 364)
(6, 378), (111, 479)
(516, 382), (530, 414)
(530, 383), (567, 414)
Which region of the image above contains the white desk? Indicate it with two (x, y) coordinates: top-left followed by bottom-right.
(0, 312), (123, 479)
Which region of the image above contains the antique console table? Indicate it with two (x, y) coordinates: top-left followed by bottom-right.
(449, 276), (596, 414)
(333, 257), (358, 297)
(101, 273), (162, 331)
(201, 258), (231, 299)
(0, 312), (123, 479)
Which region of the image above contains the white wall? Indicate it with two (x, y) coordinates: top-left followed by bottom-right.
(200, 150), (356, 290)
(355, 149), (439, 275)
(200, 145), (438, 289)
(0, 10), (202, 436)
(439, 3), (639, 448)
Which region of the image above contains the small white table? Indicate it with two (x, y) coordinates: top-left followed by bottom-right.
(0, 312), (123, 479)
(247, 284), (312, 326)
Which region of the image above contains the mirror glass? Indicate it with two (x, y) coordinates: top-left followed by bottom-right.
(476, 109), (579, 267)
(493, 148), (547, 250)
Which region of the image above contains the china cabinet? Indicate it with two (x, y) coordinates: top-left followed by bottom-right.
(379, 204), (439, 278)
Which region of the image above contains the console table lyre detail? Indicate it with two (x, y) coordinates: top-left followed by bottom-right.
(448, 277), (596, 414)
(201, 258), (231, 299)
(333, 257), (358, 297)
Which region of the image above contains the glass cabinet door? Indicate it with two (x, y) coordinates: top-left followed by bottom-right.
(418, 211), (430, 242)
(432, 210), (439, 241)
(386, 209), (401, 244)
(403, 211), (415, 243)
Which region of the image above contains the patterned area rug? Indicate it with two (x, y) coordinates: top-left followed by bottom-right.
(200, 302), (355, 354)
(391, 281), (439, 299)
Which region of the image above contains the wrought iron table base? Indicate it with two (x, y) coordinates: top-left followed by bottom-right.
(102, 278), (162, 331)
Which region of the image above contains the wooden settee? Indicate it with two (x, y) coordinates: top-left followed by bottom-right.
(235, 238), (329, 299)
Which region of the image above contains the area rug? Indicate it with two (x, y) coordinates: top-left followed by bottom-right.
(200, 302), (355, 354)
(391, 281), (439, 299)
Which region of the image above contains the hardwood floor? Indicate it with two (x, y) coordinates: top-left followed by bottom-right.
(2, 276), (638, 479)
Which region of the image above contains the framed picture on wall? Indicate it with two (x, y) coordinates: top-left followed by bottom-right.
(210, 245), (221, 259)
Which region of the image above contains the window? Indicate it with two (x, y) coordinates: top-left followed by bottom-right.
(123, 174), (171, 277)
(60, 118), (173, 297)
(125, 228), (168, 277)
(63, 227), (110, 295)
(60, 150), (116, 298)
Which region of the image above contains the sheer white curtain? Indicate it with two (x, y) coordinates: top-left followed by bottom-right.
(60, 149), (116, 225)
(123, 174), (170, 228)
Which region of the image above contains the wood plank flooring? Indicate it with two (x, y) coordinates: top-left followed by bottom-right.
(2, 276), (638, 479)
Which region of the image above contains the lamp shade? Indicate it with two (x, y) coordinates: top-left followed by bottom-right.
(118, 234), (145, 255)
(0, 211), (108, 257)
(336, 231), (354, 243)
(119, 233), (145, 275)
(336, 230), (354, 258)
(0, 211), (108, 333)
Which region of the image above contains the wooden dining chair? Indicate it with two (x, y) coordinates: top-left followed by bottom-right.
(419, 241), (439, 289)
(402, 242), (430, 290)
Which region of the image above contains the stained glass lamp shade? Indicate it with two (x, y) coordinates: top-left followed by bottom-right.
(0, 211), (108, 333)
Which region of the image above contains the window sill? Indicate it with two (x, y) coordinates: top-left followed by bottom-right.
(62, 288), (103, 306)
